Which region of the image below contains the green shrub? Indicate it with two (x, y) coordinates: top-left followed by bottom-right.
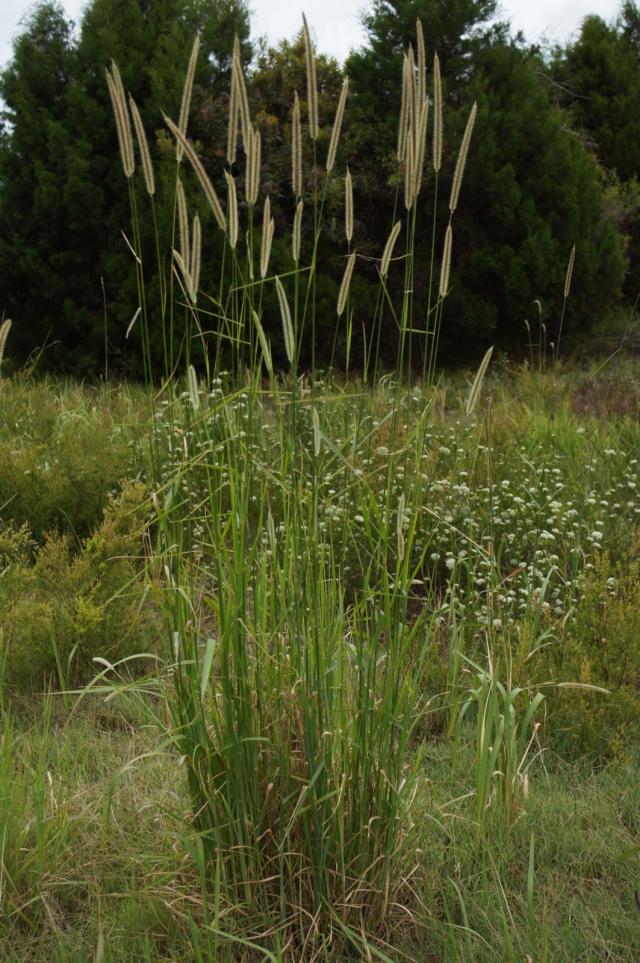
(0, 378), (149, 542)
(0, 481), (158, 690)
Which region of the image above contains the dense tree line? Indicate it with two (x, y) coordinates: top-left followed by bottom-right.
(0, 0), (637, 374)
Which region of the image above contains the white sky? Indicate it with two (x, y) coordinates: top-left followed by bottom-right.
(0, 0), (624, 68)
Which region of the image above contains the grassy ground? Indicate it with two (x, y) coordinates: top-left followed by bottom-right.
(1, 360), (640, 960)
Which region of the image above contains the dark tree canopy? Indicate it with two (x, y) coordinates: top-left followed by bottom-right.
(0, 0), (633, 374)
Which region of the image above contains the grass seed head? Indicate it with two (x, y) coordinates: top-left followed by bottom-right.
(225, 170), (239, 249)
(177, 35), (200, 162)
(327, 78), (349, 173)
(176, 179), (190, 268)
(564, 245), (576, 298)
(275, 276), (295, 365)
(292, 91), (303, 198)
(345, 167), (353, 242)
(106, 63), (134, 178)
(302, 14), (319, 139)
(293, 199), (304, 263)
(397, 52), (411, 162)
(260, 197), (274, 278)
(439, 223), (453, 297)
(0, 318), (12, 373)
(128, 95), (154, 195)
(449, 102), (477, 213)
(337, 250), (356, 316)
(190, 213), (201, 298)
(164, 115), (226, 232)
(380, 221), (402, 279)
(432, 53), (442, 173)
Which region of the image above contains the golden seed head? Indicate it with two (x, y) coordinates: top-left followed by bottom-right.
(292, 199), (304, 263)
(439, 224), (453, 298)
(275, 276), (295, 366)
(233, 38), (251, 153)
(302, 14), (319, 140)
(260, 197), (274, 279)
(380, 220), (402, 279)
(564, 245), (576, 298)
(176, 179), (190, 268)
(404, 130), (415, 210)
(327, 78), (349, 173)
(227, 61), (239, 165)
(416, 19), (426, 112)
(225, 170), (239, 249)
(190, 213), (201, 299)
(449, 102), (477, 213)
(164, 114), (226, 232)
(432, 53), (442, 174)
(252, 310), (273, 374)
(292, 91), (303, 198)
(0, 318), (12, 372)
(246, 127), (261, 206)
(128, 95), (154, 195)
(177, 35), (200, 162)
(106, 63), (134, 178)
(337, 250), (356, 316)
(412, 99), (429, 199)
(345, 166), (353, 243)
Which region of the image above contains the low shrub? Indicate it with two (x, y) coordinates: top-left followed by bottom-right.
(0, 481), (159, 690)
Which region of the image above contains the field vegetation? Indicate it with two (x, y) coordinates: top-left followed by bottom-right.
(0, 8), (639, 962)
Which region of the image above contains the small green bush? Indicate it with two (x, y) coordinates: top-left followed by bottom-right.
(0, 481), (159, 690)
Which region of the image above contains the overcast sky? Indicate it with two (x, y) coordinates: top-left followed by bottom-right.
(0, 0), (624, 67)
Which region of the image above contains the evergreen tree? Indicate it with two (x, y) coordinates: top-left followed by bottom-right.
(344, 0), (625, 355)
(550, 3), (640, 299)
(0, 0), (251, 374)
(0, 3), (78, 366)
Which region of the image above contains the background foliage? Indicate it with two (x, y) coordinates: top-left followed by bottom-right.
(0, 0), (638, 374)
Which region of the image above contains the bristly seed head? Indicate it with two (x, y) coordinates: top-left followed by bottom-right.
(225, 170), (239, 249)
(432, 53), (442, 174)
(327, 78), (349, 173)
(380, 221), (402, 279)
(292, 91), (302, 198)
(128, 94), (155, 195)
(345, 167), (353, 243)
(293, 199), (304, 263)
(106, 63), (134, 178)
(564, 244), (576, 298)
(190, 213), (201, 301)
(337, 250), (356, 316)
(233, 37), (251, 154)
(164, 115), (226, 232)
(275, 276), (295, 366)
(260, 197), (274, 279)
(176, 179), (190, 268)
(439, 223), (453, 298)
(449, 102), (477, 213)
(302, 14), (319, 140)
(177, 35), (200, 162)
